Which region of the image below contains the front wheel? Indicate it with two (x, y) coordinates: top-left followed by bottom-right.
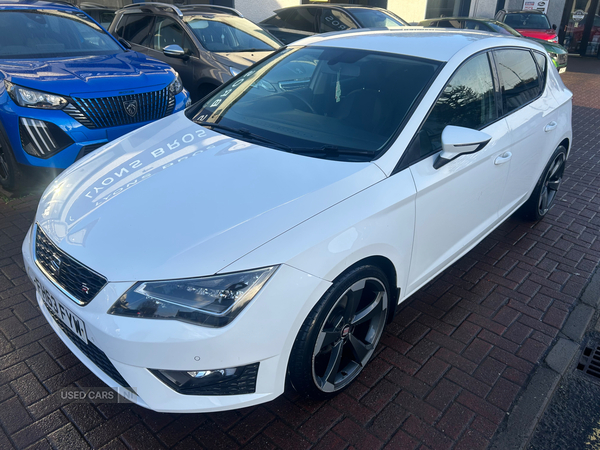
(288, 265), (389, 399)
(520, 145), (567, 221)
(0, 130), (24, 192)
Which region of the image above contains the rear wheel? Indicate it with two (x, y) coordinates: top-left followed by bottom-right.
(288, 265), (389, 399)
(521, 145), (567, 221)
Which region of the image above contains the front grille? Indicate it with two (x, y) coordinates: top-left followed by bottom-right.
(557, 54), (568, 66)
(46, 306), (130, 388)
(35, 225), (107, 306)
(64, 87), (175, 129)
(150, 363), (260, 396)
(76, 143), (105, 161)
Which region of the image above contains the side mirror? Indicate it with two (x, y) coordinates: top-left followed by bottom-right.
(552, 24), (557, 30)
(163, 44), (188, 60)
(433, 125), (491, 169)
(118, 37), (131, 50)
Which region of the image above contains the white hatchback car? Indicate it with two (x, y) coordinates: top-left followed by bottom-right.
(23, 28), (572, 413)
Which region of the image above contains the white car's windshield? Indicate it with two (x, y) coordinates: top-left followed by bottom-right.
(189, 46), (440, 161)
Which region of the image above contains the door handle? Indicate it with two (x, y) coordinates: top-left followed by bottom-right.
(544, 121), (558, 132)
(494, 152), (512, 165)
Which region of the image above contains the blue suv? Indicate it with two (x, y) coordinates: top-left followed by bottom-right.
(0, 0), (190, 191)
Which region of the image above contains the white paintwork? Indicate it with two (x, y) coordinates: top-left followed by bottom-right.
(23, 29), (572, 413)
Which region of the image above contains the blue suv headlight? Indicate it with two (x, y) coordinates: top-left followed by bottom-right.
(4, 81), (68, 110)
(168, 74), (183, 96)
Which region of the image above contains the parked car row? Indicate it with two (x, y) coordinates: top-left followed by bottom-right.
(0, 1), (569, 194)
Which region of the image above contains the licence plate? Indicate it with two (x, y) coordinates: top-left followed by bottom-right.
(559, 67), (566, 73)
(34, 278), (89, 344)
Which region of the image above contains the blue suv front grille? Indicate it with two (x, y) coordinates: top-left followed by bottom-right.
(65, 87), (176, 129)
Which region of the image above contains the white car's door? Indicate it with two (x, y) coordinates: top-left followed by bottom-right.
(402, 52), (512, 296)
(493, 48), (557, 217)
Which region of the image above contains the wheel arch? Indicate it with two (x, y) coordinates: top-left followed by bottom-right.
(331, 255), (400, 323)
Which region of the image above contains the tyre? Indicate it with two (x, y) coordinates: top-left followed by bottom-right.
(520, 145), (567, 221)
(0, 130), (23, 192)
(288, 265), (390, 399)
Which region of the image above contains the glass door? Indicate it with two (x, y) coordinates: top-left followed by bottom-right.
(563, 0), (600, 56)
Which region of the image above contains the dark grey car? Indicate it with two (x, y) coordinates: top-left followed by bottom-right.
(109, 3), (281, 102)
(259, 5), (409, 45)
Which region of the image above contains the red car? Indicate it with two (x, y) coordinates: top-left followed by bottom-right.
(495, 9), (558, 42)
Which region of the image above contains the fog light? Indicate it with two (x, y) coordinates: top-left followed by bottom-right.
(149, 362), (259, 395)
(152, 366), (243, 389)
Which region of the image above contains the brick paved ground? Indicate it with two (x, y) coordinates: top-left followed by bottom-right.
(0, 56), (599, 450)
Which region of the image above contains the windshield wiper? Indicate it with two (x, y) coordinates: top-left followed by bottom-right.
(199, 122), (292, 151)
(288, 145), (374, 158)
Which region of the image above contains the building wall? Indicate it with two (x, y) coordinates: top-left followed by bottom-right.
(237, 0), (298, 22)
(387, 0), (428, 24)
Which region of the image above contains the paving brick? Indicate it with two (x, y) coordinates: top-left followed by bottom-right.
(10, 373), (49, 406)
(85, 410), (138, 448)
(403, 415), (453, 450)
(455, 428), (489, 450)
(47, 424), (91, 449)
(486, 377), (522, 412)
(436, 403), (475, 440)
(425, 378), (461, 411)
(0, 397), (32, 434)
(263, 421), (310, 450)
(332, 418), (384, 450)
(385, 368), (430, 398)
(155, 414), (205, 448)
(406, 339), (441, 365)
(192, 421), (239, 450)
(312, 431), (347, 450)
(298, 405), (343, 443)
(227, 407), (274, 445)
(517, 338), (549, 364)
(361, 379), (401, 413)
(384, 429), (419, 450)
(369, 402), (409, 441)
(394, 391), (441, 425)
(456, 391), (505, 425)
(11, 410), (68, 449)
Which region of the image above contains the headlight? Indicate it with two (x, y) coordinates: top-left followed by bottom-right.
(168, 74), (183, 96)
(229, 67), (241, 77)
(548, 52), (558, 59)
(549, 37), (558, 43)
(108, 266), (278, 328)
(4, 81), (67, 109)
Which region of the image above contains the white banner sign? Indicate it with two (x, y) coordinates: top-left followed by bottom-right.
(523, 0), (549, 13)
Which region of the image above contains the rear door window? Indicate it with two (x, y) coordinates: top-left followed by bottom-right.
(280, 7), (318, 32)
(494, 49), (541, 114)
(319, 9), (356, 32)
(118, 14), (154, 46)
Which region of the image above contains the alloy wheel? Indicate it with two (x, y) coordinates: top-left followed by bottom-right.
(538, 152), (566, 216)
(312, 277), (387, 392)
(0, 142), (8, 182)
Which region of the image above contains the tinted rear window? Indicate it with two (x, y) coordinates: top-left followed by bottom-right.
(495, 49), (541, 113)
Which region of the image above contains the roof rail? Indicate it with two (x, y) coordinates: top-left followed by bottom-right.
(177, 4), (243, 17)
(122, 2), (183, 18)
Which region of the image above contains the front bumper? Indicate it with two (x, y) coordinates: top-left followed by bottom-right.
(1, 89), (189, 170)
(22, 225), (330, 412)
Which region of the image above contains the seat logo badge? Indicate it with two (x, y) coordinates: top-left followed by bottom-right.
(81, 284), (90, 295)
(123, 100), (138, 117)
(50, 254), (61, 276)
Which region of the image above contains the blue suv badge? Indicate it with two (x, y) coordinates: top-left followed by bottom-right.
(123, 100), (138, 118)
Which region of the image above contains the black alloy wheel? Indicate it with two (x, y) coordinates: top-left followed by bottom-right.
(538, 151), (566, 216)
(0, 130), (22, 192)
(521, 145), (567, 221)
(289, 265), (389, 398)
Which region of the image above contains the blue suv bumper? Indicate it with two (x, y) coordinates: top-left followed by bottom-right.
(1, 86), (189, 170)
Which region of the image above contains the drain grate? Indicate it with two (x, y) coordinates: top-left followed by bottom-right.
(576, 344), (600, 380)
